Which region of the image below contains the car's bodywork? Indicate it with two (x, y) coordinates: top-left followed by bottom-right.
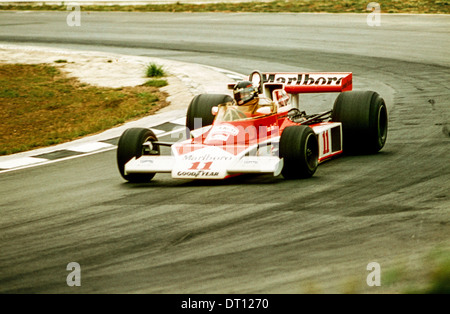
(118, 70), (387, 181)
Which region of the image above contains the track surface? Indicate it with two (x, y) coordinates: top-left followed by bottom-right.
(0, 12), (449, 294)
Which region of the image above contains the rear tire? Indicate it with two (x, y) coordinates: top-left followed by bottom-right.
(186, 94), (233, 137)
(279, 125), (319, 179)
(332, 91), (388, 154)
(117, 128), (159, 182)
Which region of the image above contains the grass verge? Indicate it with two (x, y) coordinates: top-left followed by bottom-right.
(382, 247), (450, 294)
(0, 63), (169, 155)
(144, 79), (169, 87)
(0, 0), (448, 14)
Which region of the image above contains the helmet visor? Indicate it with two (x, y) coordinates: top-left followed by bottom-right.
(234, 86), (255, 105)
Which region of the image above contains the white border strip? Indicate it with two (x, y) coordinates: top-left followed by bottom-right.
(0, 124), (188, 174)
(0, 157), (49, 170)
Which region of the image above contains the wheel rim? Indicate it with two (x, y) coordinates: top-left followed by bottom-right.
(377, 104), (388, 145)
(304, 133), (319, 170)
(141, 136), (158, 156)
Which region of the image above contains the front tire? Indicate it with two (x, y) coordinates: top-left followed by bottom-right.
(279, 125), (319, 179)
(117, 128), (159, 182)
(186, 94), (233, 137)
(332, 91), (388, 154)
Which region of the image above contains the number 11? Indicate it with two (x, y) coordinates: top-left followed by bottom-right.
(322, 131), (330, 155)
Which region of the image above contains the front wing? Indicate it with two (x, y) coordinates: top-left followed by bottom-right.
(124, 152), (284, 179)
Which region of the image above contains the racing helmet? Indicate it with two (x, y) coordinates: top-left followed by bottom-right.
(233, 81), (258, 105)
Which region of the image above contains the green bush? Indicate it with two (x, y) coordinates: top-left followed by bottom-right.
(146, 63), (165, 78)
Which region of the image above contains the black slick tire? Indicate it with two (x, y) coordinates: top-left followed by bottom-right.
(186, 94), (233, 137)
(279, 125), (319, 179)
(332, 91), (388, 154)
(117, 128), (159, 182)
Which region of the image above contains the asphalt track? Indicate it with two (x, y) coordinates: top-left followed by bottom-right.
(0, 11), (449, 294)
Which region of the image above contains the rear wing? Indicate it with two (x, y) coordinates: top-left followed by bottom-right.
(260, 72), (352, 94)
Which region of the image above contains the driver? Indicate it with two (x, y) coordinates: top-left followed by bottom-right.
(232, 81), (260, 114)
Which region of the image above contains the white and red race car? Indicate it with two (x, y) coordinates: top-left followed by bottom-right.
(117, 70), (388, 182)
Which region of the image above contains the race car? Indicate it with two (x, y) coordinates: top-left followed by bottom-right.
(117, 70), (388, 182)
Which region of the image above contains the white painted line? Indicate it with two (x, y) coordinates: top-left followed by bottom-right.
(0, 125), (188, 174)
(149, 128), (166, 135)
(171, 117), (187, 126)
(0, 157), (49, 169)
(227, 74), (246, 81)
(0, 146), (117, 174)
(67, 142), (115, 153)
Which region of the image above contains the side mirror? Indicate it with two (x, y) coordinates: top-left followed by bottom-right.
(211, 106), (219, 115)
(250, 70), (264, 94)
(273, 89), (290, 107)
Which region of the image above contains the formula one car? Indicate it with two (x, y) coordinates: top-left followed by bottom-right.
(117, 70), (388, 182)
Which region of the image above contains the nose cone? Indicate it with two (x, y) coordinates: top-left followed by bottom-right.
(172, 146), (235, 179)
(204, 123), (257, 146)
